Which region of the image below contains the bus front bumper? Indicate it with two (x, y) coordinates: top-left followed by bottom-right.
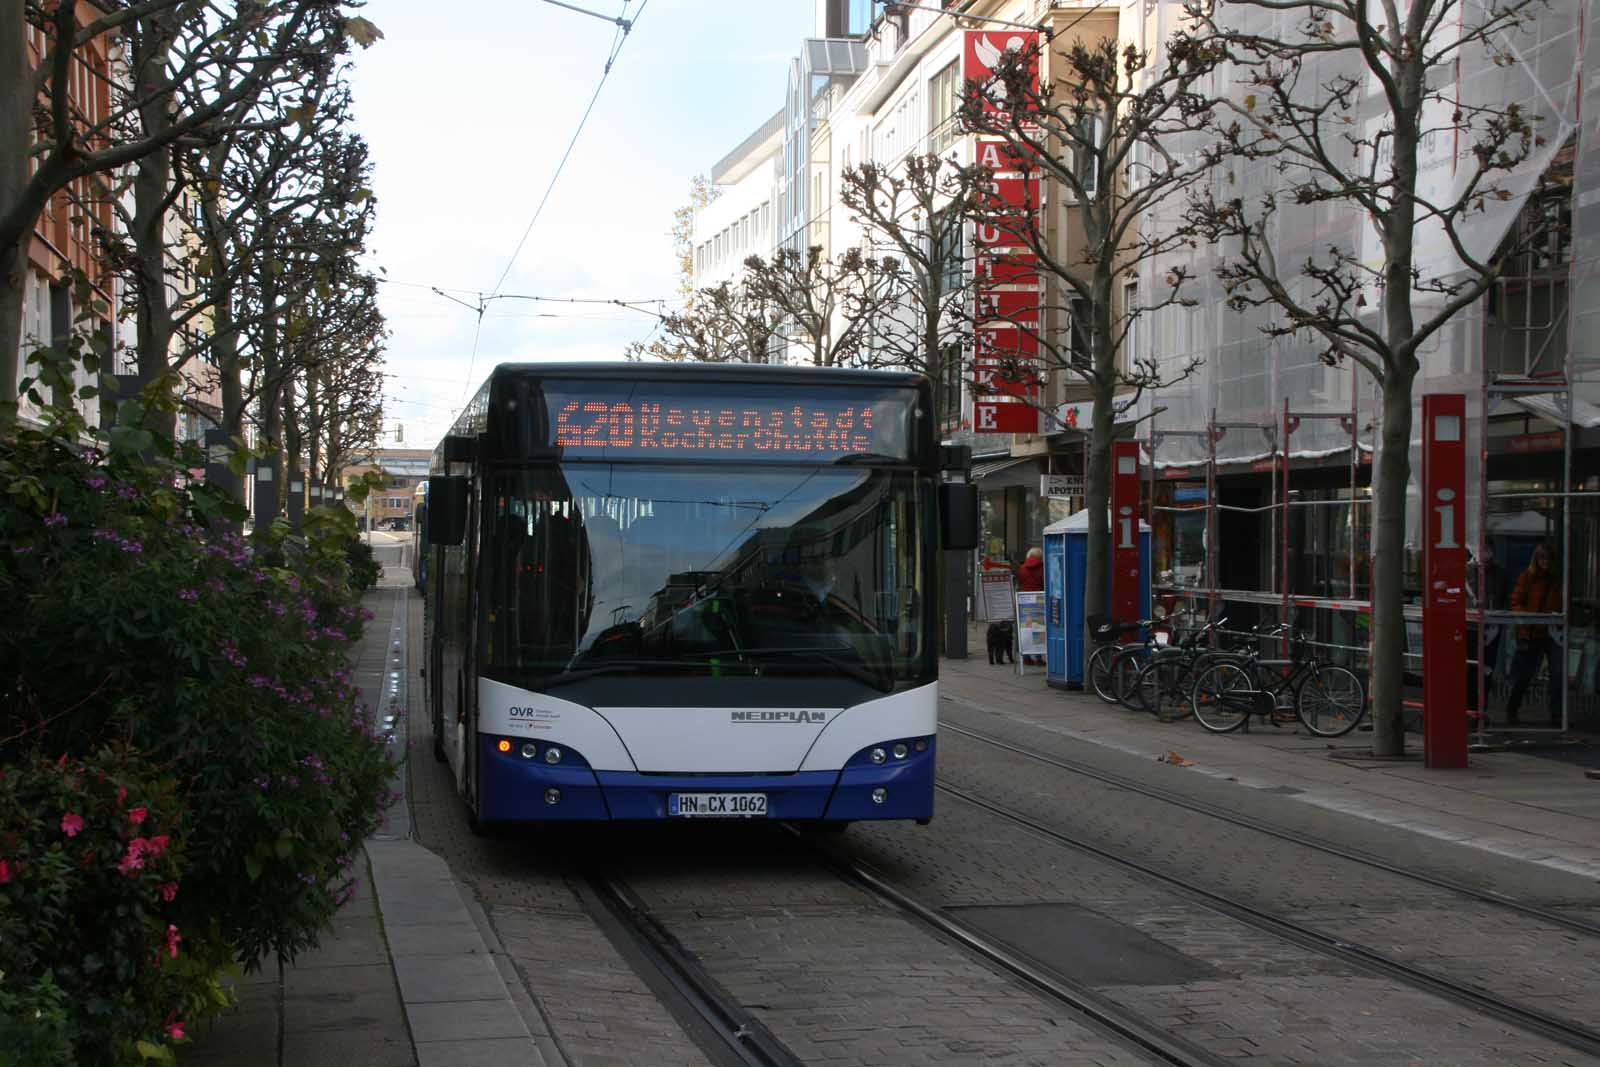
(478, 737), (934, 823)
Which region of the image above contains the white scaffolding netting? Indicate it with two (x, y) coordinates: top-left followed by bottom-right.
(1129, 0), (1581, 558)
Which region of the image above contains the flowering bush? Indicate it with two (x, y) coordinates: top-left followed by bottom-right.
(0, 433), (396, 1056)
(0, 748), (221, 1065)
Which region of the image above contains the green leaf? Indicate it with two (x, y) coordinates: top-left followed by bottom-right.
(244, 855), (262, 881)
(343, 15), (384, 47)
(274, 836), (293, 860)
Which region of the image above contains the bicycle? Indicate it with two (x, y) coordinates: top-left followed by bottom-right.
(1085, 616), (1154, 703)
(1188, 629), (1367, 737)
(1132, 615), (1239, 721)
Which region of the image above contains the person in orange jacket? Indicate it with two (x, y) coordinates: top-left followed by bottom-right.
(1503, 543), (1562, 727)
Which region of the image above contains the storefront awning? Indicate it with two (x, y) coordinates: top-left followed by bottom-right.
(971, 456), (1033, 483)
(1506, 392), (1600, 429)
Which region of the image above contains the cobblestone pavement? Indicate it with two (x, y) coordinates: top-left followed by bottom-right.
(401, 565), (1600, 1065)
(839, 795), (1597, 1065)
(402, 581), (709, 1067)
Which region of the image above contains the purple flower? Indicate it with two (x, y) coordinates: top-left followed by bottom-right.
(177, 588), (199, 603)
(85, 474), (106, 490)
(120, 539), (142, 555)
(254, 775), (270, 792)
(246, 674), (271, 689)
(11, 546), (36, 555)
(205, 577), (225, 593)
(43, 512), (67, 528)
(91, 528), (118, 543)
(116, 484), (139, 501)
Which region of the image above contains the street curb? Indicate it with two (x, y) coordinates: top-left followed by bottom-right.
(367, 837), (548, 1064)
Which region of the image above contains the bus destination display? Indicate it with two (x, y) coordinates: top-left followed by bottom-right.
(545, 387), (913, 461)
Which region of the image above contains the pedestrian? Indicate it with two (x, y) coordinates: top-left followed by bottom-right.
(1016, 546), (1044, 592)
(1503, 543), (1563, 727)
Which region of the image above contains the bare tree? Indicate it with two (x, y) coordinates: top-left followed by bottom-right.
(841, 153), (986, 429)
(0, 0), (379, 428)
(961, 31), (1220, 629)
(741, 246), (895, 367)
(625, 279), (782, 364)
(1185, 0), (1549, 755)
(671, 174), (720, 297)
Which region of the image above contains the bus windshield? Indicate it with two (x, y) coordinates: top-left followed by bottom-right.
(481, 463), (932, 697)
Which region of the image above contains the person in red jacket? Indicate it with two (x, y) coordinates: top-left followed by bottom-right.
(1504, 543), (1562, 726)
(1016, 547), (1044, 592)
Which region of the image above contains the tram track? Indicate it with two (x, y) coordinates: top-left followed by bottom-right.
(933, 779), (1600, 1061)
(942, 718), (1600, 938)
(578, 870), (804, 1067)
(790, 826), (1229, 1067)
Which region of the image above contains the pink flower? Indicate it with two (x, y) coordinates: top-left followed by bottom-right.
(144, 835), (169, 857)
(117, 840), (147, 875)
(158, 881), (179, 902)
(128, 806), (148, 826)
(0, 859), (10, 883)
(165, 923), (182, 958)
(60, 813), (84, 837)
(165, 1021), (185, 1041)
(116, 786), (127, 808)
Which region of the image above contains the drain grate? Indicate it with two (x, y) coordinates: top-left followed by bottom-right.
(945, 903), (1221, 988)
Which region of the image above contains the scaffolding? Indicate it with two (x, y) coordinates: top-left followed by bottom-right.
(1140, 368), (1374, 668)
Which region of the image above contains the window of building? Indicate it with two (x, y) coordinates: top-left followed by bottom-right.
(935, 208), (963, 292)
(929, 60), (960, 155)
(1072, 111), (1102, 199)
(1069, 297), (1092, 368)
(1123, 281), (1139, 371)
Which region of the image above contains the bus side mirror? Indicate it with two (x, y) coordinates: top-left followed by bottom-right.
(442, 434), (477, 464)
(939, 482), (978, 550)
(427, 475), (468, 547)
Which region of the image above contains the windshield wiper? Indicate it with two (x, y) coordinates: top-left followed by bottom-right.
(537, 659), (724, 689)
(706, 645), (895, 693)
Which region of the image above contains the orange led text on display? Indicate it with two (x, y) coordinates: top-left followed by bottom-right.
(555, 401), (876, 456)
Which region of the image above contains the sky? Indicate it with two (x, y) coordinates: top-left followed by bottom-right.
(346, 0), (815, 451)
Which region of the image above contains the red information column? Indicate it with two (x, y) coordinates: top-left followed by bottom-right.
(1111, 441), (1141, 624)
(1422, 394), (1468, 769)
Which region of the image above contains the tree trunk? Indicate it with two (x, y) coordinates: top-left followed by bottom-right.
(0, 0), (32, 427)
(1084, 270), (1117, 630)
(131, 17), (177, 441)
(1370, 363), (1416, 756)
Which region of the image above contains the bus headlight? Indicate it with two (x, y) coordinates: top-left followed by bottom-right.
(871, 788), (887, 804)
(520, 742), (538, 760)
(892, 743), (908, 760)
(544, 747), (562, 764)
(870, 747), (887, 764)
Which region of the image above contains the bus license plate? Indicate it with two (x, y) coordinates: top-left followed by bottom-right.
(669, 792), (768, 818)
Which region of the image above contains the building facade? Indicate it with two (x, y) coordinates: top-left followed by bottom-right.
(343, 448), (432, 528)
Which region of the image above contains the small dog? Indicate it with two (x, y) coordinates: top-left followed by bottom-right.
(986, 620), (1016, 665)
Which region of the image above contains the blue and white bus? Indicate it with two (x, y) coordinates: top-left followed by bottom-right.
(421, 363), (974, 830)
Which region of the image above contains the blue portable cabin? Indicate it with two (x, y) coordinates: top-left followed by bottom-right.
(1043, 509), (1151, 688)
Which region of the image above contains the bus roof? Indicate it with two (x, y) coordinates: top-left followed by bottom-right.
(481, 362), (925, 388)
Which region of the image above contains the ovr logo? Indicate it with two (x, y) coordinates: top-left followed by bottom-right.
(508, 706), (548, 718)
(731, 710), (828, 724)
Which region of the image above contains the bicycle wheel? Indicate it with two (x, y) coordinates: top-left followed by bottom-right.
(1137, 656), (1195, 721)
(1190, 661), (1255, 733)
(1113, 647), (1149, 709)
(1088, 644), (1119, 703)
(1295, 664), (1367, 737)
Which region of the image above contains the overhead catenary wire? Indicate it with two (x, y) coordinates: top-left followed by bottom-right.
(458, 0), (651, 400)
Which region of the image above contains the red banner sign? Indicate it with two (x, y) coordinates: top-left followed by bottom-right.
(974, 400), (1038, 434)
(1422, 394), (1468, 769)
(963, 31), (1040, 124)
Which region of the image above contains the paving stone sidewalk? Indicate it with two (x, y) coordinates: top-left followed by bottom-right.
(945, 623), (1600, 880)
(186, 560), (545, 1066)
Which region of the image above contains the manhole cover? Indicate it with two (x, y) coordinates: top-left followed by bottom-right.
(945, 903), (1221, 987)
